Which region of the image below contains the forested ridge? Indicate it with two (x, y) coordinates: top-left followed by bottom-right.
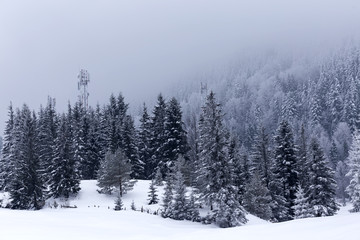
(1, 44), (360, 228)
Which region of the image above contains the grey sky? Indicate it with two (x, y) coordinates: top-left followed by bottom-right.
(1, 0), (360, 133)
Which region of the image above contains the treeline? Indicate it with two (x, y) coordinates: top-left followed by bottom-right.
(179, 44), (360, 206)
(2, 89), (357, 228)
(0, 94), (190, 207)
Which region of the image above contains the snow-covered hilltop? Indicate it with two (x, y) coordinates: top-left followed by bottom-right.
(0, 180), (359, 240)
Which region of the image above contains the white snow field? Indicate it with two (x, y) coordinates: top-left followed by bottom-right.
(1, 180), (359, 240)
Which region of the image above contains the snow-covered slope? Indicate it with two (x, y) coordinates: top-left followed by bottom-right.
(0, 180), (359, 240)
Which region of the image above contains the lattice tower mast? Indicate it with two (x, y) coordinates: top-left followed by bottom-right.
(77, 69), (90, 111)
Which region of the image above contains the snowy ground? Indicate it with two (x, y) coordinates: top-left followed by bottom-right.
(0, 180), (359, 240)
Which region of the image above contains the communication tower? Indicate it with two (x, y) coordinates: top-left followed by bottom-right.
(77, 69), (90, 111)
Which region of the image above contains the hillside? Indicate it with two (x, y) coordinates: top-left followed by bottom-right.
(0, 180), (359, 240)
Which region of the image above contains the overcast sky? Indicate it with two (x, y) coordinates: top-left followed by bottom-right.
(1, 0), (360, 133)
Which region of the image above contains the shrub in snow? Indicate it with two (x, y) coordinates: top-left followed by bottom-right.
(131, 200), (136, 211)
(114, 195), (123, 211)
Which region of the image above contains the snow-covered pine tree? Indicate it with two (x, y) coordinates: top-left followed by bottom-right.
(186, 192), (200, 222)
(72, 101), (88, 180)
(150, 94), (167, 180)
(97, 148), (135, 196)
(306, 138), (339, 217)
(230, 138), (246, 203)
(122, 115), (143, 179)
(251, 125), (271, 188)
(9, 105), (45, 210)
(84, 107), (102, 179)
(197, 91), (247, 227)
(197, 91), (228, 210)
(270, 120), (298, 221)
(329, 140), (339, 170)
(214, 185), (248, 228)
(297, 124), (309, 189)
(335, 161), (349, 206)
(243, 171), (272, 221)
(102, 93), (129, 154)
(293, 186), (312, 219)
(49, 113), (81, 199)
(138, 104), (153, 180)
(37, 97), (58, 186)
(343, 79), (358, 132)
(148, 180), (159, 205)
(161, 175), (173, 218)
(346, 130), (360, 212)
(167, 169), (189, 220)
(0, 103), (15, 191)
(162, 97), (189, 178)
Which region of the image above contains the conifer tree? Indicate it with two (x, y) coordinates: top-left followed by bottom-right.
(167, 170), (188, 220)
(230, 139), (246, 203)
(138, 104), (152, 179)
(186, 193), (200, 222)
(197, 91), (228, 209)
(197, 91), (247, 227)
(0, 103), (15, 191)
(293, 186), (312, 219)
(329, 140), (339, 170)
(37, 97), (58, 186)
(270, 120), (298, 221)
(150, 94), (167, 179)
(346, 130), (360, 212)
(72, 101), (88, 180)
(161, 175), (173, 218)
(97, 148), (135, 196)
(335, 161), (349, 206)
(251, 125), (271, 187)
(122, 115), (143, 179)
(114, 194), (123, 211)
(9, 105), (45, 209)
(162, 97), (189, 178)
(306, 138), (339, 217)
(148, 180), (159, 205)
(297, 124), (309, 189)
(243, 171), (272, 220)
(49, 113), (81, 199)
(84, 108), (102, 179)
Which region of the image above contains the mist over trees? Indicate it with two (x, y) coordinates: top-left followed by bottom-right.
(1, 43), (360, 227)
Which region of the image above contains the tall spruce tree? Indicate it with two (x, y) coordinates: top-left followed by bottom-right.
(9, 105), (45, 209)
(335, 160), (350, 206)
(49, 113), (81, 199)
(0, 103), (15, 191)
(122, 115), (143, 179)
(37, 97), (58, 186)
(270, 120), (298, 221)
(346, 130), (360, 212)
(162, 97), (189, 178)
(150, 94), (167, 179)
(306, 138), (339, 217)
(251, 125), (271, 187)
(197, 91), (247, 227)
(138, 104), (152, 179)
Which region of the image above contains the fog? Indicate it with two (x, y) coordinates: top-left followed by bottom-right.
(1, 0), (360, 133)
